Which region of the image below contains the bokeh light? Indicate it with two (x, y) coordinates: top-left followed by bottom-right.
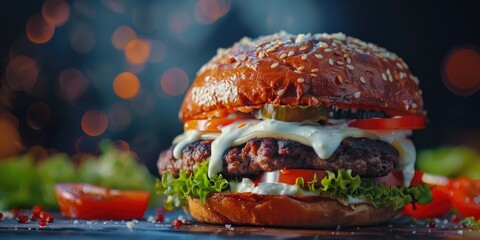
(28, 145), (49, 160)
(147, 40), (166, 63)
(0, 112), (19, 129)
(26, 102), (52, 130)
(42, 0), (70, 26)
(26, 13), (55, 44)
(5, 55), (39, 91)
(75, 135), (99, 153)
(107, 103), (132, 131)
(70, 24), (96, 54)
(112, 25), (137, 50)
(112, 72), (140, 99)
(160, 67), (189, 96)
(195, 0), (231, 24)
(81, 109), (108, 137)
(125, 39), (150, 65)
(169, 11), (191, 36)
(101, 0), (126, 14)
(113, 139), (130, 152)
(0, 114), (22, 158)
(58, 68), (89, 103)
(443, 47), (480, 96)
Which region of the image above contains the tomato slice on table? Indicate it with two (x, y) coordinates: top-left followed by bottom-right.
(403, 188), (452, 218)
(349, 115), (426, 130)
(449, 177), (480, 219)
(55, 183), (149, 220)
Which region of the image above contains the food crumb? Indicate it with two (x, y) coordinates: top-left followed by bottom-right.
(225, 224), (232, 229)
(132, 219), (139, 223)
(457, 230), (463, 235)
(147, 216), (155, 222)
(126, 221), (135, 230)
(73, 220), (79, 224)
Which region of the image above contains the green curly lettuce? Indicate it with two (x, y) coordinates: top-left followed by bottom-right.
(298, 169), (432, 210)
(156, 164), (432, 211)
(156, 161), (229, 210)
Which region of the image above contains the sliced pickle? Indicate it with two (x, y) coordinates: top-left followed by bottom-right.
(253, 104), (387, 122)
(253, 105), (330, 122)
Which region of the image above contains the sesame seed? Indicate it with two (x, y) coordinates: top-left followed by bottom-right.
(234, 62), (241, 68)
(241, 55), (247, 61)
(354, 48), (363, 54)
(382, 73), (387, 81)
(297, 78), (305, 83)
(388, 75), (393, 82)
(299, 46), (307, 51)
(311, 68), (319, 72)
(295, 34), (306, 43)
(318, 42), (328, 48)
(294, 70), (302, 74)
(328, 58), (334, 65)
(312, 97), (319, 104)
(337, 61), (344, 65)
(271, 62), (279, 69)
(411, 103), (417, 109)
(360, 76), (366, 84)
(315, 54), (323, 59)
(396, 62), (404, 69)
(346, 64), (355, 70)
(334, 51), (342, 56)
(280, 53), (287, 59)
(297, 66), (305, 71)
(324, 48), (333, 52)
(266, 47), (275, 53)
(354, 92), (361, 99)
(301, 55), (307, 60)
(386, 69), (391, 75)
(259, 52), (265, 58)
(288, 51), (294, 57)
(310, 74), (317, 77)
(336, 75), (343, 83)
(277, 89), (285, 96)
(346, 57), (351, 64)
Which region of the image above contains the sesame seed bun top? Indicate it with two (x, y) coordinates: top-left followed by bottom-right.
(179, 32), (423, 122)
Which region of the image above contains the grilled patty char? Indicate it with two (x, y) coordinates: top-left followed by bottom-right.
(157, 137), (399, 178)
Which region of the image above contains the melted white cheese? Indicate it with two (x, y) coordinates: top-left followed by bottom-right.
(229, 178), (318, 196)
(172, 119), (416, 187)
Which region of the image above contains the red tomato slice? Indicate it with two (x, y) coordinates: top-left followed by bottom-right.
(449, 177), (480, 219)
(256, 169), (327, 187)
(349, 115), (426, 130)
(184, 118), (246, 132)
(402, 188), (452, 218)
(55, 183), (149, 220)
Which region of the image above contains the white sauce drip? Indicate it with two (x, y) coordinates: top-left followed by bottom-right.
(172, 119), (416, 187)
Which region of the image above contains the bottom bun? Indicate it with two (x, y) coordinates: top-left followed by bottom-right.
(186, 193), (399, 228)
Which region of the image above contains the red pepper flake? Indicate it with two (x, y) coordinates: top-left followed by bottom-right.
(39, 219), (47, 227)
(0, 212), (3, 220)
(40, 212), (51, 219)
(32, 205), (44, 215)
(46, 216), (55, 223)
(17, 215), (28, 223)
(450, 214), (460, 223)
(156, 213), (164, 222)
(12, 209), (19, 217)
(171, 220), (183, 227)
(428, 221), (437, 228)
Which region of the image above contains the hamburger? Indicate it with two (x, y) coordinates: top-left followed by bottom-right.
(156, 32), (432, 227)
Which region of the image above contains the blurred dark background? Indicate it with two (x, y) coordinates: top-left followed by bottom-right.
(1, 0), (480, 176)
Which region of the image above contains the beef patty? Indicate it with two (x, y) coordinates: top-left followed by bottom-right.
(157, 137), (399, 178)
